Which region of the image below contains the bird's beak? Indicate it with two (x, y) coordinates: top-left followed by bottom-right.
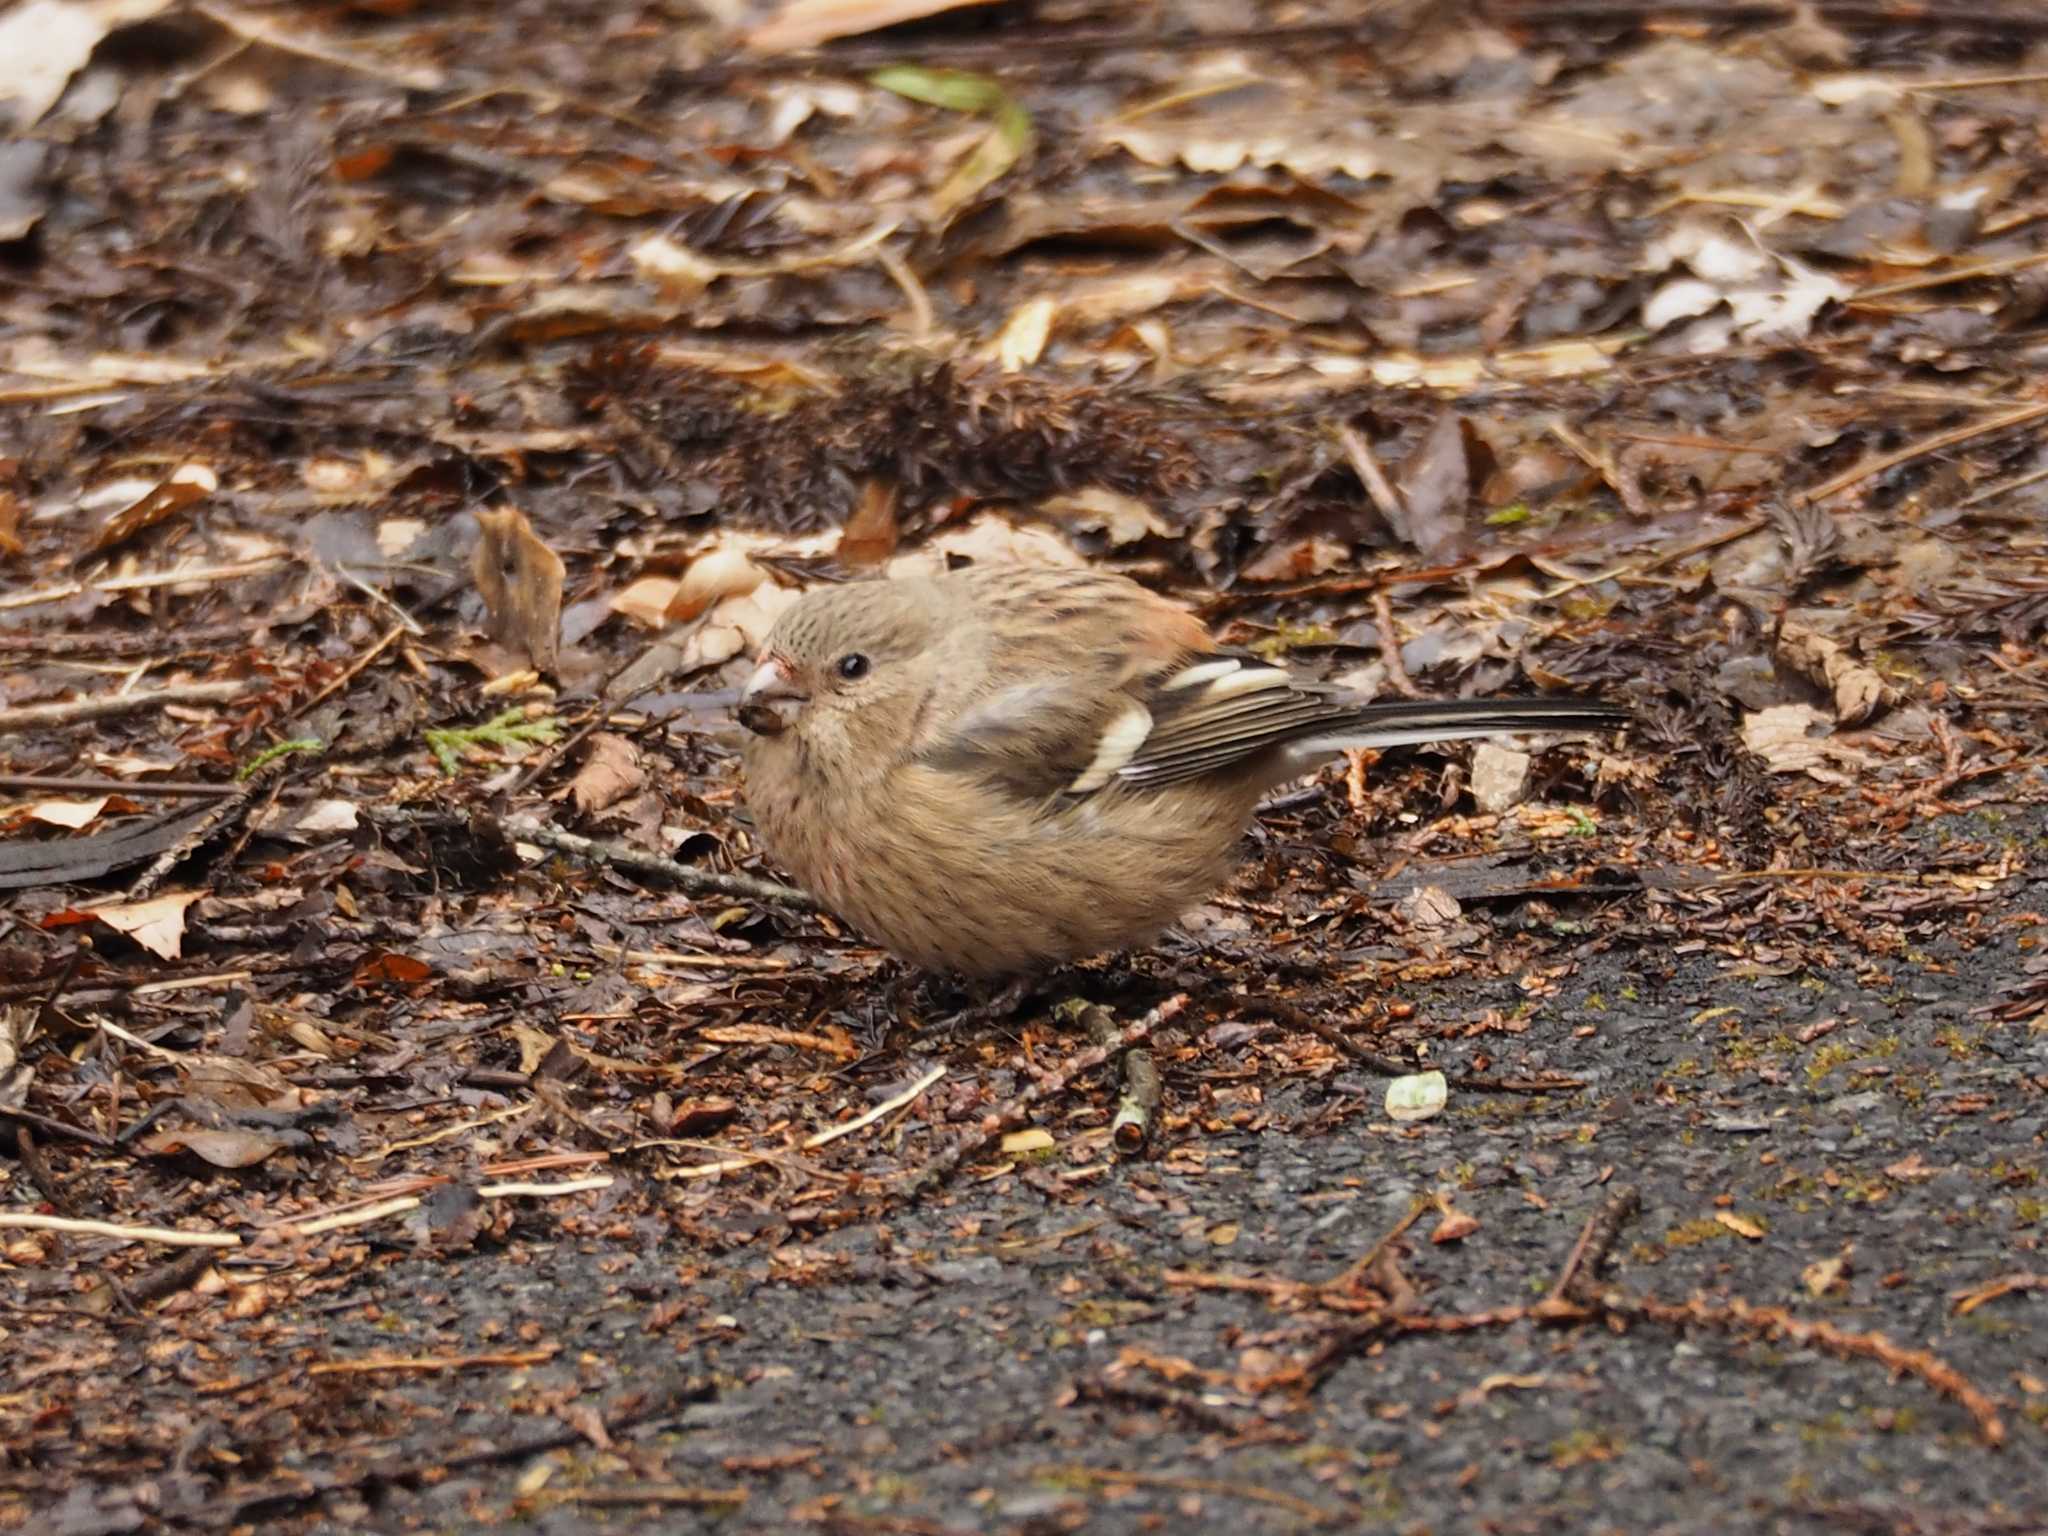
(737, 652), (806, 737)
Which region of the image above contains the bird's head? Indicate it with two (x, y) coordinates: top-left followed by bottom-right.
(737, 578), (946, 779)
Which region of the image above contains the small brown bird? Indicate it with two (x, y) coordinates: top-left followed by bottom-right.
(738, 565), (1623, 977)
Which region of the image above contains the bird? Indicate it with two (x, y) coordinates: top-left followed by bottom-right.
(736, 564), (1625, 978)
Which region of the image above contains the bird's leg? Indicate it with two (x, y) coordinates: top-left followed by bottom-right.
(915, 972), (1038, 1043)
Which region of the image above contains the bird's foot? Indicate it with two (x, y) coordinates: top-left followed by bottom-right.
(913, 973), (1039, 1044)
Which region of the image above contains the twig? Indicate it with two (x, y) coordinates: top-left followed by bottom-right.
(1242, 993), (1416, 1078)
(478, 1175), (615, 1198)
(1110, 1044), (1162, 1153)
(1323, 1193), (1430, 1296)
(279, 1197), (422, 1238)
(1371, 587), (1418, 697)
(0, 1213), (239, 1248)
(1077, 1003), (1163, 1153)
(908, 994), (1187, 1196)
(805, 1066), (946, 1149)
(0, 1105), (110, 1149)
(0, 679), (256, 735)
(0, 774), (239, 798)
(499, 816), (820, 909)
(1796, 401), (2048, 507)
(1600, 1291), (2006, 1448)
(1536, 1184), (1640, 1316)
(1951, 1272), (2048, 1316)
(1336, 422), (1406, 535)
(286, 622), (407, 722)
(0, 560), (288, 614)
(548, 1485), (748, 1509)
(308, 1349), (559, 1376)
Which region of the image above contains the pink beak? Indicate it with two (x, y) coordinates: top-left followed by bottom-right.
(737, 652), (806, 737)
(741, 652), (806, 707)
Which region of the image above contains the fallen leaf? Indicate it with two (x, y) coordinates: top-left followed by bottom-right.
(1741, 703), (1873, 784)
(0, 0), (174, 127)
(568, 734), (646, 816)
(89, 890), (200, 960)
(1001, 1127), (1055, 1154)
(1802, 1247), (1852, 1298)
(1431, 1203), (1480, 1244)
(1777, 621), (1899, 725)
(990, 296), (1056, 370)
(28, 796), (110, 828)
(1884, 1152), (1938, 1183)
(835, 479), (900, 567)
(138, 1126), (285, 1169)
(472, 505), (565, 671)
(1392, 410), (1487, 559)
(1716, 1211), (1765, 1240)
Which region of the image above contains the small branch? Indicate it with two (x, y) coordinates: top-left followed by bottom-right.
(1111, 1044), (1162, 1153)
(804, 1066), (946, 1149)
(908, 994), (1187, 1197)
(1602, 1291), (2006, 1449)
(1536, 1184), (1640, 1317)
(1952, 1272), (2048, 1316)
(0, 680), (256, 735)
(0, 1213), (240, 1248)
(1078, 1003), (1163, 1153)
(501, 816), (820, 909)
(1371, 587), (1419, 698)
(1323, 1194), (1430, 1296)
(0, 774), (240, 798)
(1797, 400), (2048, 507)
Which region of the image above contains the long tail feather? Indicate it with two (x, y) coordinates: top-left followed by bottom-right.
(1305, 694), (1628, 753)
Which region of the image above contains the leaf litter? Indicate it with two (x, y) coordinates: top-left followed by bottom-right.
(3, 2), (2048, 1530)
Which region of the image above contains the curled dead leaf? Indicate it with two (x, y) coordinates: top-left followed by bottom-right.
(1777, 621), (1899, 725)
(472, 505), (565, 671)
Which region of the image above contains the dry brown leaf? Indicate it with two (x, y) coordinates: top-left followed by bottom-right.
(138, 1126), (285, 1169)
(28, 796), (109, 828)
(89, 890), (200, 960)
(1741, 704), (1873, 784)
(1716, 1211), (1765, 1240)
(1777, 621), (1899, 725)
(835, 479), (900, 568)
(569, 734), (647, 816)
(0, 0), (175, 127)
(1392, 411), (1488, 559)
(1433, 1212), (1482, 1245)
(1801, 1247), (1852, 1298)
(472, 505), (565, 671)
(1041, 487), (1171, 549)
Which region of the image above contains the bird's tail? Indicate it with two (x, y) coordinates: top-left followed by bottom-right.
(1300, 695), (1628, 755)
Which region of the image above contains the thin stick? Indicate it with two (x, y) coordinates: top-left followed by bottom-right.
(1797, 401), (2048, 506)
(908, 994), (1187, 1197)
(503, 816), (819, 908)
(284, 1197), (422, 1237)
(477, 1175), (614, 1198)
(287, 623), (406, 722)
(0, 774), (240, 798)
(804, 1066), (946, 1149)
(308, 1349), (558, 1376)
(0, 680), (256, 734)
(0, 1213), (239, 1248)
(0, 560), (288, 613)
(1323, 1193), (1430, 1295)
(1537, 1184), (1641, 1316)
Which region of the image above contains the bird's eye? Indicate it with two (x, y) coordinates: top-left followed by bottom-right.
(836, 652), (871, 681)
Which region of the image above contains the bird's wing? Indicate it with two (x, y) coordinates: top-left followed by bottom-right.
(924, 651), (1625, 800)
